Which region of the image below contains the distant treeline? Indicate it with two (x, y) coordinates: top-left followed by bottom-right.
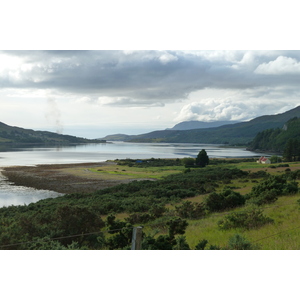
(248, 117), (300, 161)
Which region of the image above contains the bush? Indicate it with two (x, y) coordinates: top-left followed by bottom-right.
(228, 234), (253, 250)
(205, 188), (245, 212)
(175, 201), (206, 219)
(246, 189), (278, 206)
(249, 174), (298, 199)
(218, 207), (274, 230)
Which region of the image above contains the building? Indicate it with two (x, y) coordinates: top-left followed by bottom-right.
(256, 156), (271, 164)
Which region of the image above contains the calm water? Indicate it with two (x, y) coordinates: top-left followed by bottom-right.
(0, 142), (270, 207)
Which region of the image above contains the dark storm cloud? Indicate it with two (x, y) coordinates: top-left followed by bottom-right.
(1, 50), (300, 106)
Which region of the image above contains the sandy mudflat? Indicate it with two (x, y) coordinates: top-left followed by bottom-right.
(2, 161), (142, 194)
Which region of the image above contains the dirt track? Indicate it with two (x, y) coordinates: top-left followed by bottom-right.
(2, 162), (143, 194)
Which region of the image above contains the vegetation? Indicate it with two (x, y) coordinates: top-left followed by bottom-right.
(0, 121), (104, 145)
(248, 117), (300, 157)
(1, 156), (300, 250)
(196, 149), (209, 167)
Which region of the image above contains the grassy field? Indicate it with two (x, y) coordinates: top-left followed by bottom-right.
(88, 164), (183, 180)
(110, 159), (300, 250)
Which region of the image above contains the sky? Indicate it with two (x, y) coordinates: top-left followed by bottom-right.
(1, 1), (299, 141)
(1, 50), (300, 138)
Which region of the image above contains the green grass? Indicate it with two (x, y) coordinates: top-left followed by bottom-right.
(181, 193), (300, 250)
(135, 159), (300, 250)
(89, 165), (184, 179)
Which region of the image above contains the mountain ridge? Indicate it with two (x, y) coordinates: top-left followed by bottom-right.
(166, 120), (239, 130)
(102, 106), (300, 145)
(0, 121), (105, 145)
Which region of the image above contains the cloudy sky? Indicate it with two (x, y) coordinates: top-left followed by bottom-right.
(1, 1), (299, 139)
(1, 50), (300, 138)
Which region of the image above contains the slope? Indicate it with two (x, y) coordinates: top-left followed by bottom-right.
(0, 121), (104, 145)
(128, 106), (300, 145)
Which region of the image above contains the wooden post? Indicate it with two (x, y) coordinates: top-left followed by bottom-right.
(131, 226), (143, 250)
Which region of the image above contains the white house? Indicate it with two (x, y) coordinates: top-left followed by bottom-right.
(256, 156), (271, 164)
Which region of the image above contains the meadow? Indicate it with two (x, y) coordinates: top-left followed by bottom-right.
(1, 157), (300, 250)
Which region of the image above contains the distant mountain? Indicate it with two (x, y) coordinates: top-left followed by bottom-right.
(100, 134), (133, 142)
(0, 121), (105, 145)
(111, 106), (300, 145)
(167, 120), (239, 130)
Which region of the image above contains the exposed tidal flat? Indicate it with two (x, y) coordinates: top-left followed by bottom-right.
(0, 142), (271, 207)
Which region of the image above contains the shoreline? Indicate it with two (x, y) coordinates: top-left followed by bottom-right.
(1, 161), (144, 194)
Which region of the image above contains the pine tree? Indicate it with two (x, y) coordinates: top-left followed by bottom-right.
(195, 149), (209, 167)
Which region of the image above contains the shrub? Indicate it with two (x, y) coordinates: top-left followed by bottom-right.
(195, 239), (208, 250)
(246, 189), (278, 206)
(249, 174), (298, 199)
(175, 201), (206, 219)
(228, 234), (253, 250)
(218, 207), (274, 230)
(205, 188), (245, 212)
(173, 236), (190, 250)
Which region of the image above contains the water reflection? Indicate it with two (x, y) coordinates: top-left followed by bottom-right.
(0, 171), (63, 207)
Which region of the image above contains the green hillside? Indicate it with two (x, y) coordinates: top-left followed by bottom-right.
(127, 106), (300, 145)
(248, 117), (300, 152)
(0, 121), (105, 145)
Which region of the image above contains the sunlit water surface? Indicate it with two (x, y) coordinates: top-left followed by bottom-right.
(0, 142), (270, 207)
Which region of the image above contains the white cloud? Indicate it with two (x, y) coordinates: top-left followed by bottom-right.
(255, 56), (300, 75)
(96, 96), (164, 107)
(159, 53), (178, 64)
(175, 100), (249, 123)
(174, 88), (299, 124)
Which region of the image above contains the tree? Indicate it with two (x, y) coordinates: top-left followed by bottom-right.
(195, 149), (209, 167)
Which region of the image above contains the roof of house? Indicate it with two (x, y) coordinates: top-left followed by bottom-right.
(258, 156), (270, 162)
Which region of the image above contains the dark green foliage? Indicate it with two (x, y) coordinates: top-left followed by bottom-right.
(269, 155), (282, 163)
(142, 235), (176, 250)
(142, 218), (189, 250)
(167, 218), (188, 238)
(105, 215), (133, 250)
(195, 239), (208, 250)
(227, 234), (253, 250)
(182, 157), (195, 167)
(248, 117), (300, 154)
(0, 166), (250, 249)
(205, 188), (245, 212)
(27, 238), (82, 250)
(283, 139), (300, 162)
(175, 201), (206, 219)
(248, 174), (298, 202)
(125, 212), (154, 224)
(173, 236), (190, 250)
(195, 149), (209, 167)
(248, 170), (268, 179)
(0, 121), (103, 145)
(246, 189), (278, 206)
(218, 207), (274, 230)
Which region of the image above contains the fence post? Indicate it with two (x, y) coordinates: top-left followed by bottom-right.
(131, 226), (143, 250)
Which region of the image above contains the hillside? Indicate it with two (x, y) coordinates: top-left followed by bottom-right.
(248, 117), (300, 152)
(167, 120), (238, 130)
(126, 106), (300, 145)
(0, 121), (105, 145)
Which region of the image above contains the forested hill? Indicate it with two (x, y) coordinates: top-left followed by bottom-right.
(125, 106), (300, 145)
(0, 121), (104, 145)
(167, 120), (238, 130)
(247, 117), (300, 153)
